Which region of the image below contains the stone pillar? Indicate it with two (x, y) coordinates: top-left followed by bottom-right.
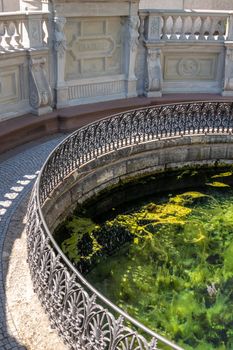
(147, 14), (163, 41)
(25, 14), (44, 49)
(54, 16), (68, 107)
(145, 47), (162, 97)
(222, 15), (233, 96)
(126, 15), (140, 98)
(227, 15), (233, 41)
(222, 46), (233, 96)
(144, 15), (163, 97)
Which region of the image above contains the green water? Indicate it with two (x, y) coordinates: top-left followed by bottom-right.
(56, 168), (233, 350)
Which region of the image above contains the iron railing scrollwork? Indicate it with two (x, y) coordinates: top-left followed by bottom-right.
(27, 101), (233, 350)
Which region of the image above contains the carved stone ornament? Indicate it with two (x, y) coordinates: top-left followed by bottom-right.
(127, 15), (140, 81)
(146, 48), (162, 92)
(178, 58), (200, 78)
(224, 48), (233, 92)
(54, 16), (67, 58)
(128, 16), (140, 52)
(29, 57), (52, 110)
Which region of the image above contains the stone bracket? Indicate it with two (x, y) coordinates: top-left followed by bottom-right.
(29, 56), (53, 115)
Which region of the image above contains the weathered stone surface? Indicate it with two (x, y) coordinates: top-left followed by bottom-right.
(43, 134), (233, 233)
(184, 0), (233, 10)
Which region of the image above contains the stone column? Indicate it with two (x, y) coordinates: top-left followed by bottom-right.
(126, 15), (140, 98)
(54, 16), (68, 107)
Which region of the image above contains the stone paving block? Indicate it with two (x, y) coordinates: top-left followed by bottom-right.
(0, 134), (67, 350)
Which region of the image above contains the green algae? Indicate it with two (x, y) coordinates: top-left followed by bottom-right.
(55, 168), (233, 350)
(61, 217), (101, 263)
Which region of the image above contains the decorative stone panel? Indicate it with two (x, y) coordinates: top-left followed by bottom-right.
(65, 17), (124, 80)
(68, 77), (125, 100)
(0, 53), (31, 121)
(164, 54), (218, 81)
(0, 67), (19, 104)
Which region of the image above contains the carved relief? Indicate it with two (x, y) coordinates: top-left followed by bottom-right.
(178, 58), (200, 78)
(69, 36), (115, 60)
(127, 15), (140, 81)
(146, 48), (162, 93)
(54, 16), (67, 58)
(65, 17), (123, 80)
(164, 54), (217, 81)
(29, 57), (52, 111)
(224, 48), (233, 92)
(128, 16), (140, 52)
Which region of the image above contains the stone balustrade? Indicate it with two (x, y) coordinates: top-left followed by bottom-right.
(137, 9), (233, 98)
(161, 11), (227, 41)
(0, 10), (52, 120)
(140, 10), (233, 41)
(0, 11), (49, 51)
(0, 4), (233, 121)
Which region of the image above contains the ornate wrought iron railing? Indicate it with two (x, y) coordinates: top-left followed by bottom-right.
(27, 101), (233, 350)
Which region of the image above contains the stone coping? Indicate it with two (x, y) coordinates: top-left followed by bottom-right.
(1, 93), (232, 154)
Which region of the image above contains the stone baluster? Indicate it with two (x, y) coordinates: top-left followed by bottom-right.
(5, 21), (14, 49)
(7, 20), (21, 49)
(217, 17), (226, 40)
(179, 15), (186, 40)
(198, 16), (206, 40)
(207, 17), (216, 40)
(161, 15), (169, 40)
(14, 19), (24, 48)
(188, 16), (196, 40)
(170, 16), (177, 40)
(2, 22), (11, 49)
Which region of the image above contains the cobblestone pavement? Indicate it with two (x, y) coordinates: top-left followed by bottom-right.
(0, 134), (68, 349)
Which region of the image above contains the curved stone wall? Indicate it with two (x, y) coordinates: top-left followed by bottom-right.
(43, 133), (233, 232)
